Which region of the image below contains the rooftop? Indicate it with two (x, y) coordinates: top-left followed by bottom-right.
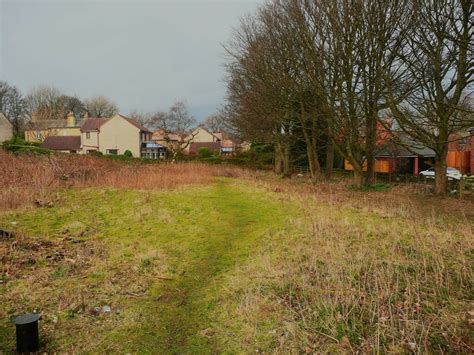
(40, 135), (81, 151)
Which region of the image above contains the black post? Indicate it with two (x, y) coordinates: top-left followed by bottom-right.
(13, 313), (40, 353)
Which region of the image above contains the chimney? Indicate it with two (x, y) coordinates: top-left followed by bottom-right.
(66, 111), (76, 127)
(84, 111), (90, 119)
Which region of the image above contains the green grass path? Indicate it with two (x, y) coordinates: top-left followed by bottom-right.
(148, 179), (285, 353)
(1, 178), (291, 353)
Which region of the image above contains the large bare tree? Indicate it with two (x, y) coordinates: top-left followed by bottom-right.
(386, 0), (473, 195)
(25, 86), (64, 121)
(202, 112), (228, 133)
(84, 96), (118, 118)
(0, 81), (27, 135)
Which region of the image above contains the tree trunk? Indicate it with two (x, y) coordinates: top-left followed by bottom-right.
(365, 154), (375, 185)
(306, 143), (320, 179)
(353, 168), (363, 187)
(300, 105), (320, 179)
(274, 141), (283, 174)
(434, 153), (448, 196)
(282, 141), (291, 177)
(365, 113), (377, 185)
(325, 139), (334, 180)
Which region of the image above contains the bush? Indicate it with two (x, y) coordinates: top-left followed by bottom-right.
(198, 147), (211, 158)
(123, 150), (133, 157)
(199, 157), (222, 164)
(1, 137), (52, 155)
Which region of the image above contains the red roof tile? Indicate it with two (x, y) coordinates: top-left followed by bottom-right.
(123, 116), (152, 133)
(80, 118), (110, 132)
(41, 136), (81, 151)
(189, 142), (221, 154)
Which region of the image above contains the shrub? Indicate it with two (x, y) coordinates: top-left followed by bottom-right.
(198, 147), (211, 158)
(123, 150), (133, 157)
(2, 137), (52, 155)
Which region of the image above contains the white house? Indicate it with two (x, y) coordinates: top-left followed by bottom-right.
(0, 113), (13, 143)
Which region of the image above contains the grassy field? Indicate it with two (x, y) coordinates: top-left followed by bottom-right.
(1, 161), (473, 353)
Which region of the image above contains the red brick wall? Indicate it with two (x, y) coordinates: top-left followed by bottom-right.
(470, 130), (474, 174)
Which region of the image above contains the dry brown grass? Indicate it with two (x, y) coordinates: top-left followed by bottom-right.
(0, 150), (245, 210)
(250, 172), (474, 221)
(1, 151), (472, 352)
(215, 175), (474, 353)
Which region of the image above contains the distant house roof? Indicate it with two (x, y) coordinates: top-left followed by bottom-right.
(81, 115), (152, 133)
(152, 129), (181, 141)
(80, 118), (110, 132)
(376, 134), (435, 157)
(189, 141), (221, 154)
(41, 136), (81, 151)
(27, 119), (83, 131)
(221, 139), (235, 148)
(193, 127), (221, 141)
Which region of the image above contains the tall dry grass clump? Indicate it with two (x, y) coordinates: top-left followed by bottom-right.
(0, 150), (244, 210)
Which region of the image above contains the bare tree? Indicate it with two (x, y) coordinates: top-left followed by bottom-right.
(58, 95), (86, 119)
(225, 8), (299, 177)
(0, 81), (27, 135)
(151, 101), (197, 162)
(128, 109), (153, 127)
(84, 96), (118, 118)
(386, 0), (474, 195)
(202, 112), (228, 133)
(25, 86), (64, 121)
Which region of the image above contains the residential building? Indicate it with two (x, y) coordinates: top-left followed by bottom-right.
(187, 127), (221, 144)
(25, 112), (82, 142)
(345, 132), (473, 175)
(470, 128), (474, 174)
(141, 142), (167, 159)
(220, 139), (235, 156)
(80, 114), (152, 157)
(0, 113), (13, 142)
(152, 129), (181, 149)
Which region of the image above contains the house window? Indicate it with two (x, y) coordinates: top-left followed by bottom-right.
(106, 149), (118, 155)
(86, 132), (90, 139)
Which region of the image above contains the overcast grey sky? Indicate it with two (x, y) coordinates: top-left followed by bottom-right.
(0, 0), (261, 120)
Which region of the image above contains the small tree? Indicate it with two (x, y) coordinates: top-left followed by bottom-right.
(151, 101), (198, 162)
(198, 147), (211, 158)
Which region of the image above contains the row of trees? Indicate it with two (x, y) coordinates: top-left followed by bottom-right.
(0, 82), (119, 135)
(224, 0), (473, 195)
